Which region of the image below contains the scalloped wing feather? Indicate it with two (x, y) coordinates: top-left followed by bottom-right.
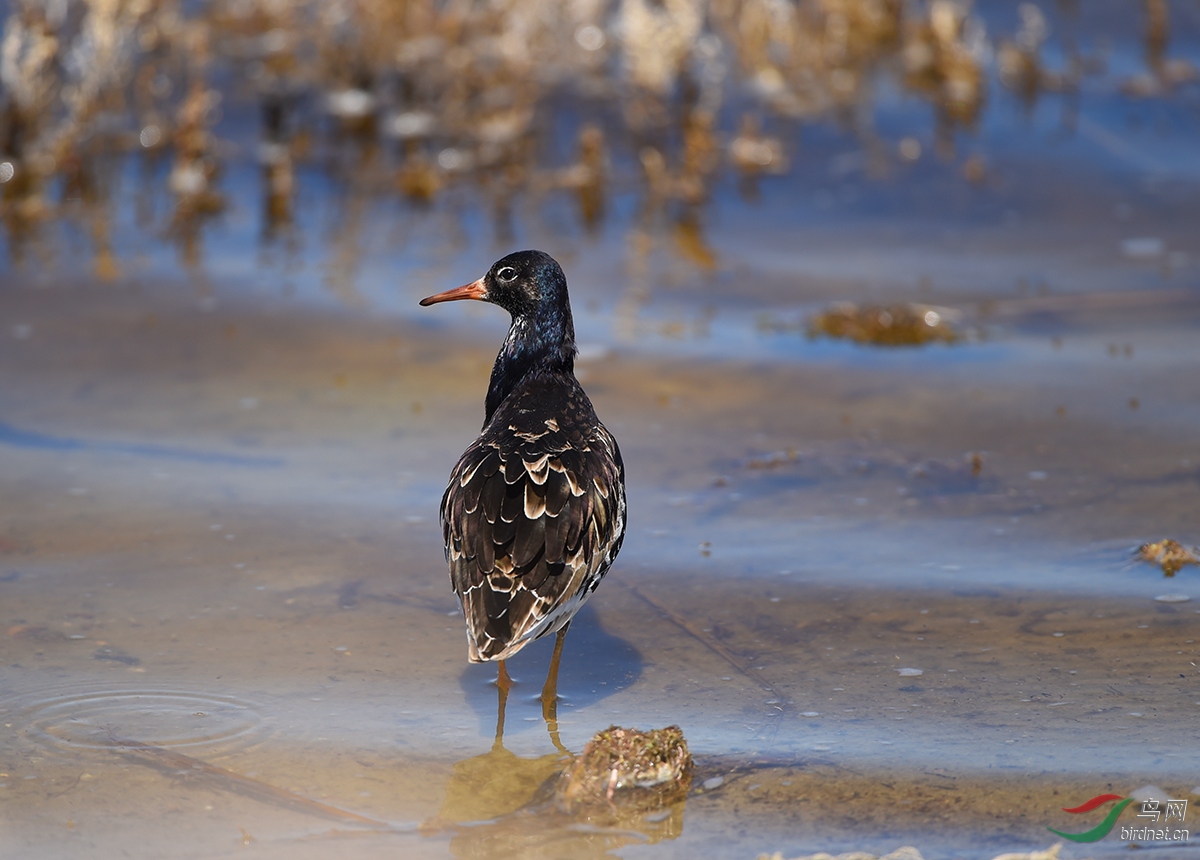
(440, 377), (625, 662)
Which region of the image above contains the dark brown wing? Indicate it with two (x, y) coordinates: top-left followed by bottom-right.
(440, 377), (625, 662)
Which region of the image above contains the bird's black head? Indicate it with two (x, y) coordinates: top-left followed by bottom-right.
(420, 250), (578, 424)
(484, 250), (569, 318)
(420, 250), (569, 318)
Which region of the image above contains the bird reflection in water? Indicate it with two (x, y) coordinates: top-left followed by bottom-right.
(426, 680), (689, 859)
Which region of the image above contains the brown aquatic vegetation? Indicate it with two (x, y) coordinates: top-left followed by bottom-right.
(0, 0), (1185, 270)
(729, 114), (787, 179)
(1121, 0), (1199, 98)
(556, 725), (693, 813)
(1136, 538), (1200, 577)
(548, 124), (608, 229)
(901, 0), (988, 146)
(807, 302), (961, 346)
(995, 3), (1067, 113)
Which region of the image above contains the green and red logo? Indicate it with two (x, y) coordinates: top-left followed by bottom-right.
(1047, 794), (1135, 843)
(1049, 793), (1191, 843)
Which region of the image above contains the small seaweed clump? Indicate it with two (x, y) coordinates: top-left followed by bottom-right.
(808, 303), (960, 346)
(556, 725), (692, 814)
(1136, 539), (1200, 577)
(746, 449), (800, 470)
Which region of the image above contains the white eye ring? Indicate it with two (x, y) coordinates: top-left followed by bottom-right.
(496, 266), (517, 283)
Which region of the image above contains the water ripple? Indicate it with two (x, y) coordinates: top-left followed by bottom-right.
(18, 689), (265, 753)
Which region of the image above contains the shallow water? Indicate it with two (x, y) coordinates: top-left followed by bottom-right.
(4, 1), (1200, 857)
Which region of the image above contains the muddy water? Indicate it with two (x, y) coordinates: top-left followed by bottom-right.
(4, 1), (1200, 857)
(2, 247), (1198, 858)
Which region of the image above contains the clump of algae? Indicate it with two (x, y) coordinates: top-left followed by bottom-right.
(807, 303), (961, 346)
(1136, 539), (1200, 576)
(556, 725), (692, 813)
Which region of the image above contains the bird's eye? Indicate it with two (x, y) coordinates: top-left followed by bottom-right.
(496, 266), (517, 283)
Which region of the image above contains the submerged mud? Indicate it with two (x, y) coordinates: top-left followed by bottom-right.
(2, 4), (1199, 853)
(1, 275), (1198, 858)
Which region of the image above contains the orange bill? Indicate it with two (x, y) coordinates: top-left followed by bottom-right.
(419, 277), (487, 306)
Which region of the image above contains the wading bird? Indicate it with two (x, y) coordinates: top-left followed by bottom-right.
(420, 250), (626, 740)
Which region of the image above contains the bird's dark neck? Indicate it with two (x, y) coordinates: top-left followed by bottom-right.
(484, 305), (576, 426)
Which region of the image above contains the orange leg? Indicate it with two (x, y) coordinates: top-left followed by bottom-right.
(493, 659), (512, 749)
(541, 625), (570, 753)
